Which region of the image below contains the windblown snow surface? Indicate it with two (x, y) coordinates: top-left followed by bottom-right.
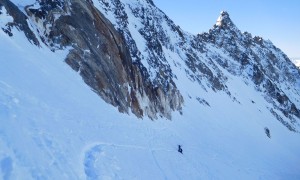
(1, 2), (300, 180)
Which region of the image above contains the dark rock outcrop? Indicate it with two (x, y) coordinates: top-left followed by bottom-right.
(0, 0), (39, 45)
(24, 0), (183, 119)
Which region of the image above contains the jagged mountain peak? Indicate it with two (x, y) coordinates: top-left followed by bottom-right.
(215, 11), (236, 29)
(216, 11), (230, 26)
(208, 10), (243, 45)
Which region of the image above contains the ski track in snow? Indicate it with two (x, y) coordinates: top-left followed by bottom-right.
(83, 142), (175, 180)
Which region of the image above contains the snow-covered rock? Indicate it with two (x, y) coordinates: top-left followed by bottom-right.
(292, 58), (300, 69)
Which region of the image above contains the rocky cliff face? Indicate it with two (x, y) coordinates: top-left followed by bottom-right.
(1, 0), (300, 131)
(0, 0), (183, 119)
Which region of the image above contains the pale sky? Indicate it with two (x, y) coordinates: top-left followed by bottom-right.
(152, 0), (300, 58)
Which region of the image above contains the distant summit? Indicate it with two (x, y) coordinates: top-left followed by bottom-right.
(216, 11), (230, 26)
(212, 10), (241, 37)
(215, 11), (235, 28)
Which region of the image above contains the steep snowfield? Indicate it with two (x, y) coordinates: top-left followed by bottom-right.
(1, 2), (300, 180)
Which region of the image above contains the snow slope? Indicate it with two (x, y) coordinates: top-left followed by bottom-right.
(1, 1), (300, 179)
(292, 58), (300, 68)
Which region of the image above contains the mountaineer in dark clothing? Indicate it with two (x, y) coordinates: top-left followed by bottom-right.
(178, 145), (183, 154)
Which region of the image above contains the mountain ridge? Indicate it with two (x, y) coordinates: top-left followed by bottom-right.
(93, 0), (300, 129)
(1, 0), (299, 128)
